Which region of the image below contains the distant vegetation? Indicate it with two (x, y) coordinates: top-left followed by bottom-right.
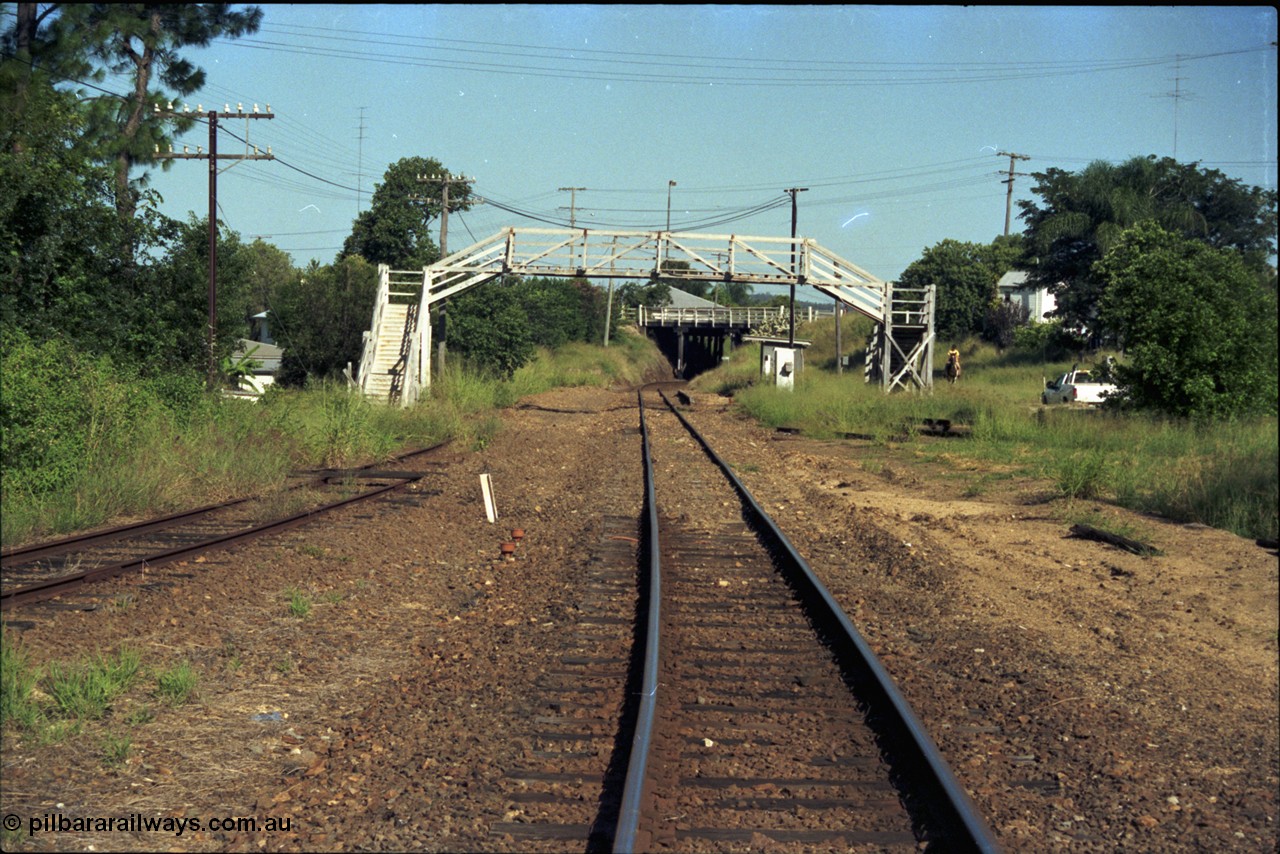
(693, 316), (1277, 543)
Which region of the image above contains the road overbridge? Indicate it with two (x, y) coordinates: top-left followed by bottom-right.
(358, 227), (935, 405)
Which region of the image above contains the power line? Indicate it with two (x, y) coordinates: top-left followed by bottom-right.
(226, 33), (1275, 89)
(479, 193), (790, 232)
(248, 21), (1273, 86)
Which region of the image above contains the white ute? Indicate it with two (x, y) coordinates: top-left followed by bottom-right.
(1042, 368), (1118, 406)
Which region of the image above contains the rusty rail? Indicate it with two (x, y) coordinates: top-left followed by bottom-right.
(609, 388), (999, 852)
(1, 444), (448, 611)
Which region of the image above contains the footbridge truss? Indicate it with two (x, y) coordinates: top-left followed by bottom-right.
(358, 227), (935, 406)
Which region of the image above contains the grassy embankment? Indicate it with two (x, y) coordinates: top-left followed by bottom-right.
(693, 316), (1278, 544)
(0, 329), (667, 548)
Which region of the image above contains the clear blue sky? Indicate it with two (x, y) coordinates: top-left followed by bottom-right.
(124, 5), (1276, 285)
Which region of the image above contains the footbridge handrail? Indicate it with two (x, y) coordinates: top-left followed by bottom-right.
(359, 227), (935, 404)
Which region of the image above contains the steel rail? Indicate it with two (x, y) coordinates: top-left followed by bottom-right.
(0, 497), (259, 565)
(1, 442), (449, 566)
(654, 389), (1000, 852)
(0, 475), (422, 611)
(612, 390), (663, 853)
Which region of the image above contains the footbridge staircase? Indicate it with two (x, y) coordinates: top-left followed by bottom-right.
(358, 227), (934, 406)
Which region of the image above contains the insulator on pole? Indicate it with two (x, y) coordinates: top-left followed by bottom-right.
(237, 103), (243, 112)
(253, 104), (259, 113)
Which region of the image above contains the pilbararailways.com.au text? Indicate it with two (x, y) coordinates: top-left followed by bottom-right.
(17, 812), (292, 837)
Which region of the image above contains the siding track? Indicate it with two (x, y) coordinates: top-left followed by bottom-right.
(0, 444), (449, 612)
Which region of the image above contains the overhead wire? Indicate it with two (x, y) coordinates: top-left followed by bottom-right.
(237, 23), (1274, 88)
(5, 23), (1270, 268)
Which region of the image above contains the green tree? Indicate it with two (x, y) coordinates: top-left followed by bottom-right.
(139, 214), (256, 372)
(1, 3), (90, 155)
(983, 300), (1030, 351)
(571, 277), (611, 344)
(653, 259), (710, 300)
(711, 278), (753, 306)
(445, 279), (534, 378)
(1095, 222), (1278, 418)
(238, 239), (298, 319)
(897, 239), (997, 343)
(0, 83), (122, 339)
(1018, 156), (1278, 334)
(41, 4), (263, 222)
(341, 157), (473, 268)
(513, 276), (588, 348)
(0, 78), (205, 369)
(271, 256), (378, 385)
(616, 279), (671, 308)
(508, 276), (612, 347)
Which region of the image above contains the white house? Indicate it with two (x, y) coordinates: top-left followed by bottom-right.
(227, 311), (285, 397)
(997, 271), (1056, 323)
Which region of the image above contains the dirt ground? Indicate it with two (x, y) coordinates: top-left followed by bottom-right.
(1, 381), (1276, 853)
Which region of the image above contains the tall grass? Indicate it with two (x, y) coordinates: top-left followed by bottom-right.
(2, 632), (41, 729)
(0, 330), (670, 548)
(44, 648), (141, 720)
(696, 318), (1277, 541)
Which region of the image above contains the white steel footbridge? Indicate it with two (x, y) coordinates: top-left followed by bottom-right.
(358, 227), (935, 406)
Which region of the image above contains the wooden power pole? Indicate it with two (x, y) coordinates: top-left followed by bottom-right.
(784, 187), (808, 347)
(416, 172), (475, 376)
(155, 103), (274, 390)
(997, 151), (1030, 236)
(558, 186), (587, 228)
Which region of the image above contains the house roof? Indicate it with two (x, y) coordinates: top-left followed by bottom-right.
(233, 338), (284, 373)
(998, 271), (1030, 290)
(666, 287), (719, 308)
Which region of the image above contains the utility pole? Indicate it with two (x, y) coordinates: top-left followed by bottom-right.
(155, 102), (274, 391)
(416, 172), (475, 377)
(784, 187), (808, 346)
(1156, 55), (1195, 160)
(417, 172), (475, 258)
(558, 186), (587, 228)
(835, 300), (843, 375)
(355, 106), (367, 215)
(996, 151), (1030, 236)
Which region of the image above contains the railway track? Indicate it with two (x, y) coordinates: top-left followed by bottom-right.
(0, 444), (449, 613)
(494, 385), (998, 852)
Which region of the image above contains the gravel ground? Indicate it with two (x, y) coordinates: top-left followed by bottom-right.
(2, 382), (1275, 853)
